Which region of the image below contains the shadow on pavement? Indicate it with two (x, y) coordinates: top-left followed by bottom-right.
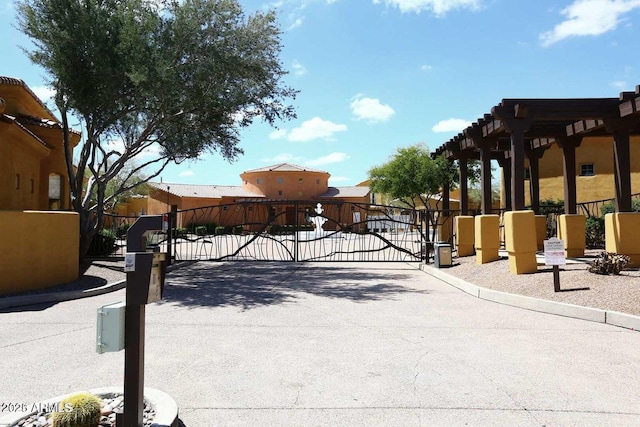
(160, 262), (427, 310)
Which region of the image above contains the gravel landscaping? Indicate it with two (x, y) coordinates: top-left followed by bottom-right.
(441, 251), (640, 316)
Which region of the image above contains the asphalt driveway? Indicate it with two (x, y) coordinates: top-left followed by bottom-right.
(1, 262), (639, 426)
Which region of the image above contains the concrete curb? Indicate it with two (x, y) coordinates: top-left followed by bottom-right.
(0, 387), (178, 427)
(0, 262), (192, 311)
(420, 264), (640, 331)
(0, 280), (126, 311)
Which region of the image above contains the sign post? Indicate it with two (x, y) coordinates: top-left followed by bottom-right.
(544, 237), (566, 292)
(122, 216), (167, 427)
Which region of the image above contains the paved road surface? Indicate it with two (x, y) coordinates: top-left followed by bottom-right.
(1, 262), (639, 426)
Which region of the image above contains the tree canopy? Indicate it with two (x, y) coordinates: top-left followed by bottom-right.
(368, 143), (461, 209)
(17, 0), (297, 259)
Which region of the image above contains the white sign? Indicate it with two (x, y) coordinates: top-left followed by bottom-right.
(124, 253), (136, 272)
(544, 238), (566, 265)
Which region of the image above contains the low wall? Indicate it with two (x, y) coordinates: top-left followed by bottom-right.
(0, 211), (79, 295)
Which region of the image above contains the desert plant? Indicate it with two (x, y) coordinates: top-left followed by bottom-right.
(115, 222), (132, 239)
(86, 229), (116, 257)
(585, 216), (605, 249)
(588, 251), (631, 275)
(50, 393), (101, 427)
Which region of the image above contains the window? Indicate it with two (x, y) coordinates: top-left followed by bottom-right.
(48, 173), (62, 210)
(524, 168), (531, 180)
(298, 191), (303, 196)
(257, 178), (263, 184)
(278, 190), (283, 196)
(298, 178), (303, 184)
(30, 179), (34, 194)
(580, 163), (595, 176)
(15, 174), (20, 190)
(277, 177), (283, 184)
(316, 179), (320, 184)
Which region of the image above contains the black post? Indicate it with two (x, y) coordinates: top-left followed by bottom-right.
(124, 216), (164, 427)
(553, 265), (561, 292)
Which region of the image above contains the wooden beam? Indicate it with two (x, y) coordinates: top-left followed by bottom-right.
(613, 129), (632, 212)
(480, 144), (492, 214)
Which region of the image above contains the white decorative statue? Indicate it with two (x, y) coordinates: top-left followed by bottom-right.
(309, 203), (327, 236)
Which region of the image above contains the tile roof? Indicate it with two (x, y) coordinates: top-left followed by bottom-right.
(0, 76), (57, 121)
(318, 186), (370, 198)
(149, 182), (263, 199)
(243, 163), (329, 174)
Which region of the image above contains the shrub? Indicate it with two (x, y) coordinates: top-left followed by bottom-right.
(214, 226), (227, 235)
(585, 216), (605, 249)
(588, 251), (630, 275)
(115, 223), (131, 239)
(173, 228), (187, 238)
(195, 225), (208, 236)
(50, 393), (101, 427)
(87, 229), (116, 257)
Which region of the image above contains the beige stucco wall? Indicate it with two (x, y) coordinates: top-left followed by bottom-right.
(520, 136), (640, 207)
(0, 211), (79, 295)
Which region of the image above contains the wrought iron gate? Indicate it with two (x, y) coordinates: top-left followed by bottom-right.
(168, 201), (427, 262)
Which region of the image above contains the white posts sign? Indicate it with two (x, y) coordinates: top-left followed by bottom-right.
(544, 237), (566, 265)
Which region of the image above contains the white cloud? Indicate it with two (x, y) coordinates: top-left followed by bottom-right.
(432, 118), (472, 133)
(288, 17), (303, 30)
(261, 153), (304, 163)
(540, 0), (640, 47)
(288, 117), (347, 142)
(292, 59), (307, 76)
(350, 95), (395, 123)
(420, 64), (433, 71)
(373, 0), (480, 15)
(31, 85), (56, 102)
(305, 152), (350, 166)
(269, 129), (288, 140)
(179, 170), (195, 177)
(612, 80), (628, 89)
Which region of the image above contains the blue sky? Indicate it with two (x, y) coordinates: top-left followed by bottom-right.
(2, 0), (640, 187)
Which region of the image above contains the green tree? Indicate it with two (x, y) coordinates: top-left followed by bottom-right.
(17, 0), (297, 259)
(368, 143), (460, 209)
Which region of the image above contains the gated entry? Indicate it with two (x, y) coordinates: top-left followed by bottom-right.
(169, 201), (428, 262)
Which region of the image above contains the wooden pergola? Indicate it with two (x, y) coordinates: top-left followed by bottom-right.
(433, 90), (640, 216)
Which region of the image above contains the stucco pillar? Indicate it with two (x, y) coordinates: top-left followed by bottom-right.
(475, 215), (500, 264)
(455, 215), (474, 257)
(605, 212), (640, 267)
(504, 210), (537, 274)
(558, 214), (585, 258)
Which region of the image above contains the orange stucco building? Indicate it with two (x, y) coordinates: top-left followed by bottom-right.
(0, 77), (81, 211)
(0, 76), (81, 294)
(126, 163), (371, 231)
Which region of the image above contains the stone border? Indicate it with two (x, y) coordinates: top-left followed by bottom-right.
(0, 387), (178, 427)
(420, 264), (640, 332)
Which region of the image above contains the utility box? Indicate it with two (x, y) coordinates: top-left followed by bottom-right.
(434, 241), (452, 268)
(125, 252), (167, 305)
(96, 302), (126, 354)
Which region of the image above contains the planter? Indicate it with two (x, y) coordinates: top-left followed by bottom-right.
(0, 387), (178, 427)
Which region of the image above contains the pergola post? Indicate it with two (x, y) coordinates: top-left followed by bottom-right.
(497, 155), (512, 211)
(612, 129), (632, 212)
(510, 129), (527, 211)
(525, 145), (545, 215)
(557, 137), (580, 215)
(459, 157), (469, 215)
(480, 144), (493, 214)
